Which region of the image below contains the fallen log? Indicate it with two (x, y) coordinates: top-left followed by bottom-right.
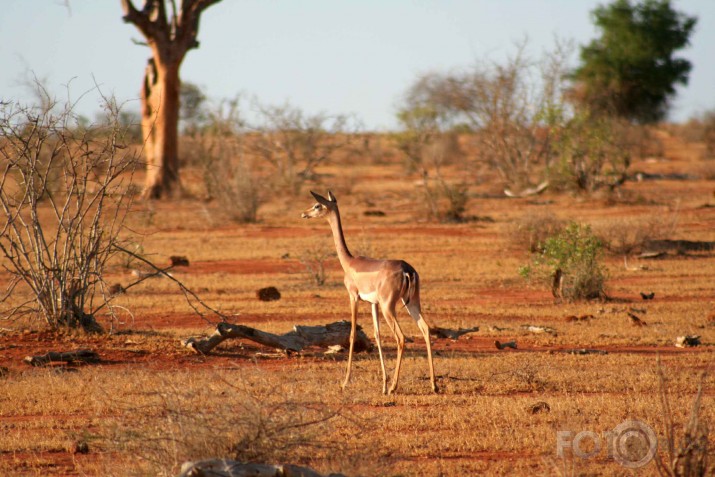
(24, 349), (100, 367)
(430, 325), (479, 340)
(182, 321), (372, 355)
(504, 180), (549, 198)
(178, 459), (346, 477)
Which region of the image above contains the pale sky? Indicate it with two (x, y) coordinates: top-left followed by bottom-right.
(1, 1), (713, 130)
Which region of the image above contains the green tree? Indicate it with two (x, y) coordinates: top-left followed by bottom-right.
(573, 0), (696, 123)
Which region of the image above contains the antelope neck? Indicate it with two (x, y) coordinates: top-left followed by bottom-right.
(327, 209), (354, 270)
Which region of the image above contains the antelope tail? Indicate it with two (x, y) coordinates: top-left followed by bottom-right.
(401, 270), (417, 306)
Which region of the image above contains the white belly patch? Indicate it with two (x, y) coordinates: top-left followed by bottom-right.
(358, 291), (379, 304)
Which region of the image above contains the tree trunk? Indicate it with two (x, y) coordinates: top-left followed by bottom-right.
(142, 58), (182, 199)
(122, 0), (223, 200)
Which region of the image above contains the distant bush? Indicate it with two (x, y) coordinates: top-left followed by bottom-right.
(181, 98), (264, 223)
(548, 111), (631, 193)
(595, 216), (667, 256)
(510, 212), (567, 253)
(419, 173), (470, 223)
(520, 222), (606, 300)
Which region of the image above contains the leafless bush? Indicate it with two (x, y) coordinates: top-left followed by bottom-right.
(0, 98), (138, 331)
(397, 40), (575, 192)
(460, 41), (573, 190)
(250, 101), (358, 196)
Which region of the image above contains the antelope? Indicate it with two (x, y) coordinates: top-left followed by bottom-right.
(302, 191), (437, 394)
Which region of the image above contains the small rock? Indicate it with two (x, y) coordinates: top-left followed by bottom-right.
(169, 255), (190, 267)
(256, 286), (281, 302)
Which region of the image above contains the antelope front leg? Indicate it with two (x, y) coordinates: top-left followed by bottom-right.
(371, 303), (388, 394)
(342, 295), (359, 390)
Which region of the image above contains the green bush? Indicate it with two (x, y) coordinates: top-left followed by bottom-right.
(520, 222), (607, 300)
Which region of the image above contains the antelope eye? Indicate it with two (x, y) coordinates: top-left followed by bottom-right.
(313, 204), (320, 209)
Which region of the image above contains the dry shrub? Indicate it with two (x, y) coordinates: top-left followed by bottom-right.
(250, 101), (358, 196)
(595, 216), (667, 255)
(675, 111), (715, 159)
(623, 123), (664, 160)
(656, 362), (712, 477)
(299, 241), (335, 286)
(510, 211), (566, 253)
(520, 222), (607, 301)
(0, 98), (138, 331)
(105, 372), (343, 476)
(184, 99), (264, 223)
(419, 172), (470, 223)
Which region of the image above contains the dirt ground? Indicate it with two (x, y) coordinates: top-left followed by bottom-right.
(1, 128), (714, 476)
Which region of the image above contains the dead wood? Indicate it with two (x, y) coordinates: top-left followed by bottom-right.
(24, 349), (100, 367)
(178, 459), (346, 477)
(638, 251), (667, 259)
(504, 180), (549, 198)
(430, 325), (479, 340)
(182, 321), (372, 355)
(675, 335), (701, 348)
(559, 348), (609, 356)
(495, 340), (517, 350)
(628, 312), (647, 327)
(644, 239), (715, 253)
(521, 324), (558, 335)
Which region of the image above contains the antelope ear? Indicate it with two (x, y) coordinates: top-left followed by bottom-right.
(310, 190), (330, 205)
(327, 191), (337, 203)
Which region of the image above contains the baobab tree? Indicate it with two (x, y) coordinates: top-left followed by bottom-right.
(121, 0), (221, 199)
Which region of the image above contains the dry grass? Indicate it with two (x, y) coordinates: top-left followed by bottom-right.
(1, 129), (714, 476)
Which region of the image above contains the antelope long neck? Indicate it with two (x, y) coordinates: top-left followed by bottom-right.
(327, 207), (354, 271)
